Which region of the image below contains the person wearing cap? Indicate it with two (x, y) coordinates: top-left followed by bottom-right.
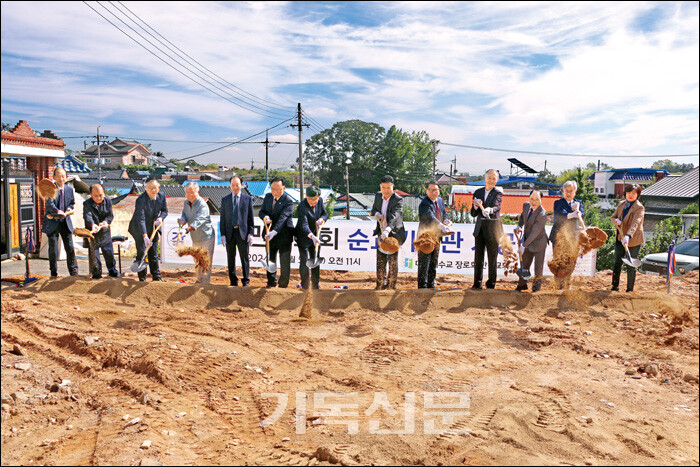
(370, 175), (406, 290)
(417, 180), (451, 289)
(220, 175), (254, 287)
(259, 178), (295, 288)
(42, 166), (79, 277)
(296, 186), (328, 290)
(128, 178), (168, 281)
(83, 183), (119, 279)
(610, 184), (645, 292)
(470, 169), (502, 289)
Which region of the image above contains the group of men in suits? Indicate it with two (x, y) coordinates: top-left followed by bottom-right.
(43, 166), (590, 293)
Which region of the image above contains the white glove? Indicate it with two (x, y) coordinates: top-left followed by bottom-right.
(444, 219), (453, 227)
(308, 233), (321, 246)
(143, 236), (153, 249)
(56, 210), (65, 217)
(482, 207), (493, 216)
(440, 223), (449, 233)
(621, 236), (630, 247)
(316, 218), (324, 226)
(221, 236), (227, 247)
(154, 218), (163, 228)
(374, 213), (384, 221)
(247, 234), (254, 247)
(380, 233), (388, 241)
(91, 223), (99, 231)
(519, 245), (526, 255)
(99, 221), (109, 228)
(612, 218), (622, 226)
(265, 230), (277, 241)
(514, 226), (522, 235)
(473, 199), (483, 208)
(263, 216), (271, 225)
(571, 201), (580, 211)
(567, 212), (579, 219)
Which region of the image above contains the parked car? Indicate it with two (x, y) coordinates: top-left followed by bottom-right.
(640, 238), (699, 276)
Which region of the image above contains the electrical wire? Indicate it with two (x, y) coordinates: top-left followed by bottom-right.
(113, 1), (295, 112)
(85, 2), (293, 120)
(439, 141), (699, 158)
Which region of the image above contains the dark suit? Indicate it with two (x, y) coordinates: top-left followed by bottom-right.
(516, 202), (548, 291)
(42, 184), (78, 276)
(417, 196), (448, 288)
(470, 187), (502, 289)
(370, 192), (405, 289)
(259, 192), (294, 287)
(549, 197), (584, 246)
(220, 191), (255, 286)
(83, 197), (119, 278)
(296, 199), (328, 289)
(128, 191), (168, 281)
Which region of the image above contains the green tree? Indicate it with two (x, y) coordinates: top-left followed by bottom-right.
(536, 168), (557, 184)
(640, 216), (684, 257)
(651, 159), (696, 174)
(376, 126), (433, 194)
(303, 120), (386, 190)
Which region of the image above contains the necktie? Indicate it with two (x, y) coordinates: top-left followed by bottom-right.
(233, 195), (239, 225)
(60, 188), (65, 212)
(435, 200), (439, 219)
(527, 208), (533, 221)
(272, 197), (277, 209)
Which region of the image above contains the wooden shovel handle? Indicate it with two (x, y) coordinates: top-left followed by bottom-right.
(263, 221), (271, 253)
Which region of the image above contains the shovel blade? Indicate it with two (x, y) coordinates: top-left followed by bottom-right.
(130, 259), (147, 273)
(517, 268), (532, 279)
(623, 258), (642, 268)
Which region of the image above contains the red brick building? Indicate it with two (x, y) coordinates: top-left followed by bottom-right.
(1, 120), (66, 254)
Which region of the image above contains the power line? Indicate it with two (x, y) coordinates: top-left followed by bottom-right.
(169, 118), (295, 162)
(112, 1), (294, 112)
(110, 1), (295, 115)
(439, 141), (699, 158)
(84, 1), (293, 120)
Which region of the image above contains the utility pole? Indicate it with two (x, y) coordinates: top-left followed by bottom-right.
(431, 140), (439, 179)
(290, 103), (309, 199)
(265, 129), (269, 183)
(91, 126), (108, 185)
(345, 164), (350, 220)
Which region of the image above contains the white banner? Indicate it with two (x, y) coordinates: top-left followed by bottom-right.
(161, 217), (596, 276)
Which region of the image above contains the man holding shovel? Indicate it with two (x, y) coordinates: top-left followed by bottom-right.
(296, 186), (328, 290)
(83, 184), (119, 279)
(42, 167), (78, 277)
(179, 182), (215, 284)
(370, 175), (406, 290)
(259, 178), (295, 288)
(417, 180), (451, 289)
(128, 178), (168, 282)
(514, 190), (548, 292)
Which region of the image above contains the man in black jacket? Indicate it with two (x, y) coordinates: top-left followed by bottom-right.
(470, 169), (503, 289)
(417, 180), (451, 289)
(220, 175), (255, 286)
(296, 186), (328, 289)
(259, 178), (295, 288)
(128, 178), (168, 281)
(42, 167), (78, 277)
(370, 175), (406, 290)
(83, 184), (119, 279)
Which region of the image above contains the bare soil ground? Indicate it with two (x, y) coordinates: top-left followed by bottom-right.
(1, 267), (698, 466)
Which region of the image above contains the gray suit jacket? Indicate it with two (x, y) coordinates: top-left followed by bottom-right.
(517, 202), (548, 253)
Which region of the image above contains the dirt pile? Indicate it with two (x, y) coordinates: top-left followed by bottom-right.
(380, 236), (400, 254)
(176, 246), (211, 272)
(413, 231), (439, 254)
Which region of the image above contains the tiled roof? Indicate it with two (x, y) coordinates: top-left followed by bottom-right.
(57, 153), (92, 174)
(642, 167), (699, 199)
(244, 181), (271, 197)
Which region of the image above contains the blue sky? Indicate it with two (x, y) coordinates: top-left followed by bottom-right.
(1, 1), (698, 176)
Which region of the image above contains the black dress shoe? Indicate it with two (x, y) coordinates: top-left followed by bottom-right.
(515, 285), (528, 291)
(152, 277), (163, 282)
(92, 275), (102, 279)
(472, 284), (482, 290)
(611, 286), (620, 292)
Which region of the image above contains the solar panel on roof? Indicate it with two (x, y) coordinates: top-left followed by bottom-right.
(507, 158), (538, 174)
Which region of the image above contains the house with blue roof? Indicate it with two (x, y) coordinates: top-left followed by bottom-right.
(57, 152), (92, 174)
(591, 168), (669, 208)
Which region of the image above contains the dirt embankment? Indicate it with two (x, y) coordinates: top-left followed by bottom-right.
(1, 269), (698, 466)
